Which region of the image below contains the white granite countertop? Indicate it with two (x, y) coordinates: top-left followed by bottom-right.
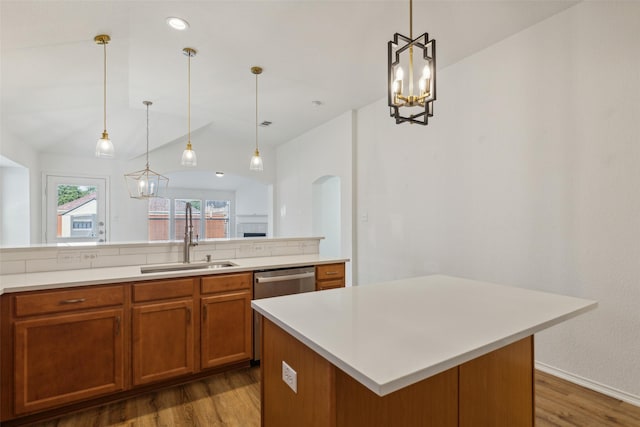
(251, 274), (597, 396)
(0, 255), (348, 294)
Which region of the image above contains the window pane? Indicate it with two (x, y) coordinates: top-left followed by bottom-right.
(55, 184), (97, 238)
(175, 199), (201, 240)
(205, 200), (230, 239)
(148, 198), (170, 241)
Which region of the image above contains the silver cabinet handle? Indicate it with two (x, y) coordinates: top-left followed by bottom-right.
(60, 298), (86, 304)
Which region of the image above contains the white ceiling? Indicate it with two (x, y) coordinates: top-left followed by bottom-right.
(1, 0), (579, 161)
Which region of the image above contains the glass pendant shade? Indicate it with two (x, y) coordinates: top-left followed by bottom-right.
(181, 142), (197, 167)
(95, 132), (114, 158)
(250, 149), (263, 171)
(124, 101), (169, 199)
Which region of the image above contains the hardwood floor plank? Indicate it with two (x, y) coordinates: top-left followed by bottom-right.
(18, 368), (640, 427)
(535, 370), (640, 427)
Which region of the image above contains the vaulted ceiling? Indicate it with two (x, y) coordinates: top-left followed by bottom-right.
(1, 0), (579, 161)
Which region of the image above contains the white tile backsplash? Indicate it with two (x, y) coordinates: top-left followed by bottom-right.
(0, 237), (322, 274)
(0, 260), (26, 275)
(91, 254), (148, 269)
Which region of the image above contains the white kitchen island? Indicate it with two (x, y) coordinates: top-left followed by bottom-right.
(251, 274), (597, 427)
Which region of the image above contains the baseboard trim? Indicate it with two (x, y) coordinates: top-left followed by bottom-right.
(535, 361), (640, 408)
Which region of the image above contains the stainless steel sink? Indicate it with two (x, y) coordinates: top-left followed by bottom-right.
(140, 261), (237, 274)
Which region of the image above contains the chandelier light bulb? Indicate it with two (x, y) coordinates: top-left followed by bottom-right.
(396, 66), (404, 81)
(422, 64), (431, 79)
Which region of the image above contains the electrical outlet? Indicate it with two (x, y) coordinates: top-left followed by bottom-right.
(282, 361), (297, 393)
(82, 252), (98, 261)
(57, 252), (81, 263)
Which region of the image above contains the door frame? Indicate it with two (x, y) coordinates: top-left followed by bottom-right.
(43, 173), (110, 244)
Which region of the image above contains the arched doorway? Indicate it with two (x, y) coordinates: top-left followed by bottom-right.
(312, 175), (340, 257)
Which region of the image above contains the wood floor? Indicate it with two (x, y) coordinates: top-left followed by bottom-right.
(19, 368), (640, 427)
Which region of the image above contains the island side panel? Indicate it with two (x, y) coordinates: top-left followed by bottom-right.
(459, 335), (534, 427)
(335, 366), (458, 427)
(261, 318), (336, 427)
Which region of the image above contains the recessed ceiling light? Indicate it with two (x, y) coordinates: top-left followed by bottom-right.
(166, 17), (189, 31)
(215, 171), (224, 177)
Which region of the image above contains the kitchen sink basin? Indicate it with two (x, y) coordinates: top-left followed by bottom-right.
(140, 261), (237, 274)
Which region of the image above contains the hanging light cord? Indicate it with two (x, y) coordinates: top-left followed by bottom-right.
(408, 0), (414, 96)
(188, 51), (191, 145)
(145, 103), (150, 169)
(103, 40), (107, 133)
(255, 72), (259, 153)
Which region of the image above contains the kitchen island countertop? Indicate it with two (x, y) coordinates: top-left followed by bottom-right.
(252, 274), (597, 396)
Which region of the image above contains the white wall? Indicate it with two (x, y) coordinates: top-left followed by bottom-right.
(0, 133), (41, 244)
(356, 1), (640, 400)
(276, 111), (353, 285)
(0, 165), (30, 246)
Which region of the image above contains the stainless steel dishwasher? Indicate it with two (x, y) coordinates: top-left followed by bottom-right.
(253, 266), (316, 361)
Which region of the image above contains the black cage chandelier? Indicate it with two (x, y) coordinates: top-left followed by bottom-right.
(388, 0), (436, 125)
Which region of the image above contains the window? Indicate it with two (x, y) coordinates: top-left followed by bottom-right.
(204, 200), (230, 239)
(148, 198), (170, 241)
(148, 198), (230, 241)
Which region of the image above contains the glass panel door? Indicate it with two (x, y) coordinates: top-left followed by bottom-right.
(45, 175), (108, 244)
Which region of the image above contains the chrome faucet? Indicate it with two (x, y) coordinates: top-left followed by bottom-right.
(183, 202), (198, 263)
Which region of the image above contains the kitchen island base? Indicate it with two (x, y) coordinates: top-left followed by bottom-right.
(262, 318), (533, 427)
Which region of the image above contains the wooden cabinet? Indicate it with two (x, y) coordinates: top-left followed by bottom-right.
(201, 273), (252, 369)
(1, 262), (341, 423)
(9, 285), (125, 416)
(131, 278), (196, 386)
(316, 263), (346, 290)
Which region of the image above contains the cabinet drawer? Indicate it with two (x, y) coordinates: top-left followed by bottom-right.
(201, 272), (252, 294)
(133, 278), (195, 303)
(317, 279), (345, 291)
(14, 285), (125, 317)
(316, 263), (345, 281)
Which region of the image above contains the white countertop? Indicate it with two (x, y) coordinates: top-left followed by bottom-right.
(251, 274), (597, 396)
(0, 254), (348, 294)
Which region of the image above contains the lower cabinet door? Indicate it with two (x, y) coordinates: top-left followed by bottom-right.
(201, 291), (252, 369)
(14, 309), (125, 414)
(132, 300), (194, 386)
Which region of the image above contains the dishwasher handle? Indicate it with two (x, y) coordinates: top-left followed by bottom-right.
(255, 272), (315, 284)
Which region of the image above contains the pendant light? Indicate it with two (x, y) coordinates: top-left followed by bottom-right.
(181, 47), (197, 167)
(124, 101), (169, 199)
(95, 34), (115, 157)
(388, 0), (436, 125)
(250, 66), (264, 172)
